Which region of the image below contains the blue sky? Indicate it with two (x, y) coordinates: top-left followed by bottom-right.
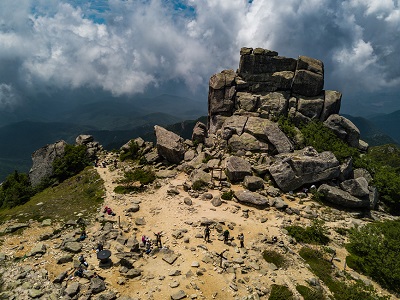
(0, 0), (399, 116)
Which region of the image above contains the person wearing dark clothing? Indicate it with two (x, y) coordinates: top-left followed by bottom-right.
(154, 232), (162, 248)
(78, 254), (88, 267)
(238, 233), (244, 248)
(96, 243), (103, 252)
(75, 267), (85, 278)
(223, 229), (230, 244)
(204, 225), (211, 243)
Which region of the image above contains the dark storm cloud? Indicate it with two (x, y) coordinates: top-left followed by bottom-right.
(0, 0), (399, 113)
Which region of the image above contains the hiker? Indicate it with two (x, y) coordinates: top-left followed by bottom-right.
(204, 225), (211, 243)
(78, 228), (87, 241)
(145, 238), (152, 254)
(238, 233), (244, 248)
(272, 236), (278, 244)
(103, 206), (116, 216)
(96, 242), (103, 253)
(78, 254), (88, 267)
(78, 232), (87, 241)
(303, 187), (309, 196)
(141, 235), (147, 245)
(75, 267), (85, 278)
(223, 229), (230, 244)
(154, 232), (162, 248)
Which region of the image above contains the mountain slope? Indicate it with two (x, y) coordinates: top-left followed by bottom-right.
(343, 114), (398, 146)
(370, 110), (400, 144)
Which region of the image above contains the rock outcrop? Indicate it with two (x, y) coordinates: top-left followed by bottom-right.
(29, 140), (67, 187)
(154, 125), (186, 164)
(268, 147), (340, 192)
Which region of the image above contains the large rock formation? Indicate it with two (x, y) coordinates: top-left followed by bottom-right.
(154, 125), (186, 164)
(207, 48), (363, 151)
(268, 147), (340, 192)
(29, 140), (67, 187)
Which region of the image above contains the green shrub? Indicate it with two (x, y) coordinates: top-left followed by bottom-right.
(192, 180), (207, 191)
(286, 220), (330, 245)
(268, 284), (294, 300)
(52, 144), (91, 183)
(277, 116), (297, 140)
(346, 219), (400, 294)
(221, 190), (234, 200)
(202, 153), (212, 163)
(114, 168), (156, 194)
(0, 171), (34, 208)
(334, 227), (349, 236)
(120, 168), (156, 185)
(120, 140), (140, 161)
(262, 250), (287, 268)
(296, 285), (324, 300)
(300, 121), (360, 163)
(299, 247), (389, 300)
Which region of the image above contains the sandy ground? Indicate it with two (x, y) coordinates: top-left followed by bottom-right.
(0, 152), (397, 299)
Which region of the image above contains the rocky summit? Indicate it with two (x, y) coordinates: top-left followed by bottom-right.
(0, 48), (397, 300)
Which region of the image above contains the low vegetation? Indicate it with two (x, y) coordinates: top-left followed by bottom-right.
(299, 247), (389, 300)
(120, 140), (140, 161)
(295, 285), (324, 300)
(192, 179), (208, 191)
(262, 250), (287, 269)
(221, 190), (234, 200)
(300, 121), (361, 163)
(268, 284), (294, 300)
(355, 144), (400, 211)
(114, 167), (156, 194)
(0, 167), (104, 223)
(346, 219), (400, 294)
(285, 220), (330, 245)
(278, 118), (400, 210)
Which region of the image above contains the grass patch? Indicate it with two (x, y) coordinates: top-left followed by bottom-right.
(286, 220), (330, 245)
(262, 250), (287, 269)
(269, 284), (294, 300)
(296, 285), (324, 300)
(0, 167), (105, 223)
(299, 247), (389, 300)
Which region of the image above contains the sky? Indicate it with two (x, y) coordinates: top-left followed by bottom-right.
(0, 0), (399, 118)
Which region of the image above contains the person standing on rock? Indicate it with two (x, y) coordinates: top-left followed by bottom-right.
(154, 232), (162, 248)
(238, 233), (244, 248)
(223, 229), (230, 244)
(204, 225), (211, 243)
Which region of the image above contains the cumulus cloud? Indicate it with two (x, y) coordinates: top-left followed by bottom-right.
(0, 0), (399, 114)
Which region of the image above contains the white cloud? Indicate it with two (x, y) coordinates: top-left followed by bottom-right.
(0, 0), (399, 113)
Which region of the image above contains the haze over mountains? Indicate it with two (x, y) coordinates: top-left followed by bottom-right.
(0, 78), (398, 182)
(0, 93), (207, 181)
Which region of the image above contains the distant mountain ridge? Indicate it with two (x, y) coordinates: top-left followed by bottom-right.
(343, 114), (398, 146)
